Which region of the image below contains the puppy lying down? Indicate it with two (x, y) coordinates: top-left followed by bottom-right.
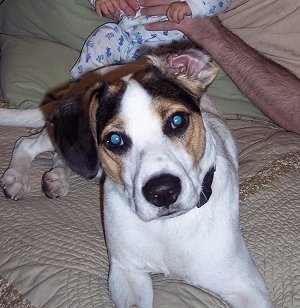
(0, 48), (272, 307)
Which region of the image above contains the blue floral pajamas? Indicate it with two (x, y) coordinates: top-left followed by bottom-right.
(71, 0), (231, 80)
(71, 13), (185, 80)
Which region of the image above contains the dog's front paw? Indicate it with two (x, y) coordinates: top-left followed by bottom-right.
(42, 167), (70, 198)
(0, 168), (30, 200)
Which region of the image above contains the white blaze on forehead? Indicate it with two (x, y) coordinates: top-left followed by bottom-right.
(121, 79), (162, 144)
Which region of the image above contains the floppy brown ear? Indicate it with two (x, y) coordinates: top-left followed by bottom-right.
(47, 83), (103, 179)
(147, 48), (218, 97)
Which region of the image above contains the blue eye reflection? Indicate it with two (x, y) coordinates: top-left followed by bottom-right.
(105, 131), (131, 154)
(172, 115), (183, 127)
(164, 112), (189, 137)
(109, 133), (122, 146)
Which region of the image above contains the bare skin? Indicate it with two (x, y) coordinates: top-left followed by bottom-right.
(93, 0), (191, 23)
(93, 0), (138, 20)
(166, 1), (191, 23)
(135, 0), (300, 134)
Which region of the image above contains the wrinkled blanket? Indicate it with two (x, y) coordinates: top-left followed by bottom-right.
(0, 116), (299, 307)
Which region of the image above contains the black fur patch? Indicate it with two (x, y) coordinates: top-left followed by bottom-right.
(136, 66), (201, 114)
(95, 81), (127, 140)
(48, 90), (100, 179)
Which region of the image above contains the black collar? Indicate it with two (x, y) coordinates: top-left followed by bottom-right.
(197, 166), (216, 208)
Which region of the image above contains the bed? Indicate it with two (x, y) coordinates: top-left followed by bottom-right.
(0, 0), (299, 307)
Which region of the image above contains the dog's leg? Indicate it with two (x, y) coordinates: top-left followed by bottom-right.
(0, 128), (54, 200)
(109, 261), (153, 308)
(41, 152), (70, 198)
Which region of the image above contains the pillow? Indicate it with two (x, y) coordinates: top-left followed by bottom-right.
(0, 35), (79, 108)
(0, 0), (110, 51)
(0, 0), (270, 119)
(0, 0), (109, 108)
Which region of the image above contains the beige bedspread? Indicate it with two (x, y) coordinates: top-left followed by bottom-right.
(0, 116), (299, 307)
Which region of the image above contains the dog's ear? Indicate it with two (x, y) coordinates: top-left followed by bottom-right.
(47, 83), (104, 179)
(147, 48), (218, 97)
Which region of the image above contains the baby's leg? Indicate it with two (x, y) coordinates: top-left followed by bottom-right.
(70, 23), (130, 81)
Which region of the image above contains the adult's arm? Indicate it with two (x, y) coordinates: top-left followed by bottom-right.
(140, 2), (300, 134)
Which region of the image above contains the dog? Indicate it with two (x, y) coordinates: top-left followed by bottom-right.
(0, 49), (272, 307)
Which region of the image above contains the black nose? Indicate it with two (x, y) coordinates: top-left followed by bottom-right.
(142, 174), (181, 208)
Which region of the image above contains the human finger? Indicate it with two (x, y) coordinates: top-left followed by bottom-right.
(177, 9), (188, 21)
(139, 0), (175, 7)
(111, 0), (121, 10)
(108, 0), (122, 19)
(145, 17), (220, 43)
(95, 3), (104, 15)
(166, 6), (180, 23)
(100, 4), (115, 16)
(120, 0), (139, 14)
(96, 1), (120, 19)
(120, 2), (136, 15)
(140, 5), (170, 17)
(144, 20), (181, 31)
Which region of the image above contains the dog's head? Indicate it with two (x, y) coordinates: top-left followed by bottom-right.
(48, 49), (218, 221)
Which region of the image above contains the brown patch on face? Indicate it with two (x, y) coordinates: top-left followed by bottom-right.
(184, 112), (206, 164)
(153, 99), (206, 165)
(133, 68), (154, 85)
(83, 80), (128, 185)
(88, 95), (100, 141)
(86, 80), (126, 140)
(98, 115), (126, 186)
(99, 148), (124, 185)
(133, 64), (206, 98)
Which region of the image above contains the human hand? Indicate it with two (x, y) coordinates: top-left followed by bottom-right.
(119, 0), (140, 16)
(140, 0), (198, 36)
(140, 0), (224, 52)
(166, 1), (191, 23)
(139, 0), (176, 17)
(94, 0), (121, 20)
(139, 0), (225, 54)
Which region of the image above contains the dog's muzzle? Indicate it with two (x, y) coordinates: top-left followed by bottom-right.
(142, 174), (181, 208)
(142, 167), (216, 211)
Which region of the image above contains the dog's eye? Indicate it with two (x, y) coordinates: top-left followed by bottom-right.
(171, 114), (185, 129)
(104, 132), (131, 154)
(109, 133), (123, 146)
(164, 112), (189, 137)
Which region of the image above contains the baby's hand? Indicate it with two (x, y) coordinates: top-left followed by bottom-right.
(166, 1), (191, 23)
(119, 0), (140, 16)
(94, 0), (121, 20)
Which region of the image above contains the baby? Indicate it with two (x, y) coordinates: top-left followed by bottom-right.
(70, 0), (231, 80)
